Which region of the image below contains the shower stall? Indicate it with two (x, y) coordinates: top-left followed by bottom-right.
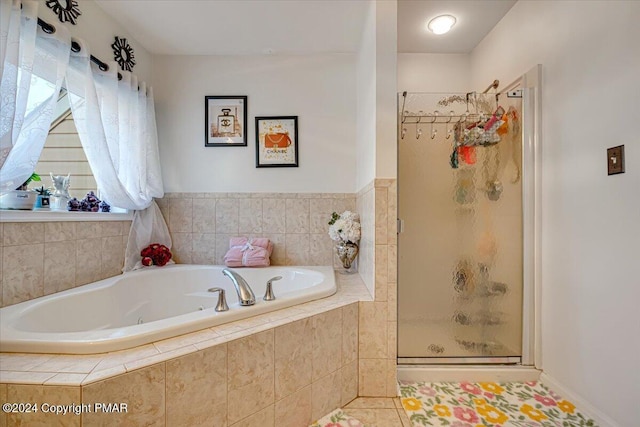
(397, 71), (540, 367)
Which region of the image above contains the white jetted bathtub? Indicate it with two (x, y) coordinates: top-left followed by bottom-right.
(0, 265), (336, 354)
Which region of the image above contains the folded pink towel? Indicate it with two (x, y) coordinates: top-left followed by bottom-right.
(224, 237), (273, 267)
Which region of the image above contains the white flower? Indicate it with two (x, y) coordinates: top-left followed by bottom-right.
(328, 210), (361, 243)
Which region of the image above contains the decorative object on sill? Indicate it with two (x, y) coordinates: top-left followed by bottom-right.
(205, 96), (247, 147)
(255, 116), (299, 167)
(100, 200), (111, 212)
(111, 36), (136, 72)
(34, 187), (51, 209)
(79, 191), (101, 212)
(0, 191), (37, 210)
(16, 173), (41, 191)
(45, 0), (81, 25)
(141, 243), (172, 267)
(50, 173), (71, 211)
(67, 197), (81, 211)
(328, 210), (361, 274)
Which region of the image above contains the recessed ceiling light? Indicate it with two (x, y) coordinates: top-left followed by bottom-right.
(427, 15), (457, 35)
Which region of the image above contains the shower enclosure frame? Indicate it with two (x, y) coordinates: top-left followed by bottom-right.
(396, 65), (543, 372)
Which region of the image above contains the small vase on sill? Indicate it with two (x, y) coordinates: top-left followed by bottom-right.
(335, 240), (359, 274)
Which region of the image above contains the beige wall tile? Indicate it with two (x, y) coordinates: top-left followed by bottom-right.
(99, 222), (123, 237)
(227, 330), (274, 424)
(6, 385), (81, 427)
(341, 360), (358, 407)
(3, 243), (44, 306)
(275, 318), (312, 400)
(374, 188), (388, 245)
(76, 222), (101, 240)
(75, 239), (102, 286)
(285, 199), (309, 233)
(388, 244), (397, 284)
(44, 222), (76, 242)
(0, 383), (6, 427)
(387, 181), (398, 245)
(169, 232), (193, 264)
(101, 236), (124, 279)
(166, 345), (227, 427)
(215, 233), (235, 265)
(387, 282), (397, 322)
(230, 404), (274, 427)
(3, 223), (44, 246)
(358, 359), (387, 397)
(359, 302), (388, 359)
(239, 198), (263, 234)
(312, 308), (342, 381)
(375, 245), (388, 302)
(342, 408), (401, 426)
(274, 384), (312, 427)
(388, 322), (397, 360)
(169, 198), (193, 232)
(309, 198), (333, 234)
(192, 233), (216, 261)
(216, 198), (239, 234)
(333, 197), (357, 214)
(387, 358), (398, 397)
(82, 364), (165, 426)
(44, 241), (76, 295)
(309, 234), (332, 266)
(262, 233), (285, 265)
(262, 199), (286, 233)
(311, 370), (341, 421)
(285, 234), (309, 265)
(192, 198), (216, 233)
(342, 303), (359, 365)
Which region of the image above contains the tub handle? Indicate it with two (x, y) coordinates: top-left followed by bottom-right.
(263, 276), (283, 301)
(208, 287), (229, 312)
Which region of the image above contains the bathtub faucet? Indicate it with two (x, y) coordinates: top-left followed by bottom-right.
(222, 269), (256, 306)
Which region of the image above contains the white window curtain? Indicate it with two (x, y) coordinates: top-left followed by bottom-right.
(0, 0), (70, 190)
(65, 39), (170, 272)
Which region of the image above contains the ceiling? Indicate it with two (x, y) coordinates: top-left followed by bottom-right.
(94, 0), (517, 56)
(398, 0), (517, 54)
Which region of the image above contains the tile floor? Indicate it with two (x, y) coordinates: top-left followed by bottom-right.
(341, 397), (411, 426)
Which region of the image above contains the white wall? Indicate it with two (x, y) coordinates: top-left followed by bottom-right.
(397, 53), (470, 93)
(471, 1), (640, 425)
(40, 0), (152, 82)
(152, 54), (356, 193)
(356, 1), (377, 191)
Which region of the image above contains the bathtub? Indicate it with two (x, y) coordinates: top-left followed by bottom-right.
(0, 265), (336, 354)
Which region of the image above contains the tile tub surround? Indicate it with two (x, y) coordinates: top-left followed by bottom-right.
(157, 192), (356, 267)
(0, 274), (368, 426)
(356, 179), (398, 398)
(0, 221), (132, 308)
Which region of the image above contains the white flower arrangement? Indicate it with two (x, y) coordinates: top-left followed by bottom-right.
(328, 210), (361, 243)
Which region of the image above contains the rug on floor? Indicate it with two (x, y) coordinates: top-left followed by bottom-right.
(310, 409), (366, 427)
(399, 381), (598, 426)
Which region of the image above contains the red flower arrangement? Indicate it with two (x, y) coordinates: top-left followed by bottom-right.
(140, 243), (172, 267)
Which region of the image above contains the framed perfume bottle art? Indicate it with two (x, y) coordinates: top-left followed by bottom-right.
(205, 96), (247, 146)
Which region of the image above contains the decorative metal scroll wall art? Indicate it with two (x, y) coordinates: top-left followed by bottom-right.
(112, 36), (136, 72)
(45, 0), (81, 25)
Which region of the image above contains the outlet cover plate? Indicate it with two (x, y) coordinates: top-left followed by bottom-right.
(607, 145), (625, 175)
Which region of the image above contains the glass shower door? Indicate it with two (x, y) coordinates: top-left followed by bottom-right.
(398, 92), (523, 363)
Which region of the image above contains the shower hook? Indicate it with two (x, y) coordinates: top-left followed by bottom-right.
(446, 111), (455, 140)
(401, 127), (407, 140)
(416, 111), (423, 139)
(430, 110), (439, 139)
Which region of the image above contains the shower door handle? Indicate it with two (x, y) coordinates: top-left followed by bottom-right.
(397, 219), (404, 234)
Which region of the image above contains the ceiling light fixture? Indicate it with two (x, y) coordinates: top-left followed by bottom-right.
(427, 15), (457, 35)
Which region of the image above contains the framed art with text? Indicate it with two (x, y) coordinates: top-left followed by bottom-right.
(255, 116), (298, 167)
(205, 96), (247, 147)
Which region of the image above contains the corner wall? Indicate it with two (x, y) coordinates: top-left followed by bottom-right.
(471, 2), (640, 425)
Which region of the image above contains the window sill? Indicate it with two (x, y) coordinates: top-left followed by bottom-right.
(0, 209), (133, 223)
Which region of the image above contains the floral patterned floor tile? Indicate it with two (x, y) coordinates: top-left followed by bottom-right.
(310, 409), (366, 427)
(398, 381), (598, 427)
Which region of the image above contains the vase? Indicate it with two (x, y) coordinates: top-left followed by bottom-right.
(335, 240), (359, 274)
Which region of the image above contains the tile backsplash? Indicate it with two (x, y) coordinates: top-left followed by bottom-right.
(0, 221), (131, 308)
(158, 193), (356, 267)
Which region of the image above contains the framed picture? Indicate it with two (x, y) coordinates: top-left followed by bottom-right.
(255, 116), (299, 167)
(205, 96), (247, 146)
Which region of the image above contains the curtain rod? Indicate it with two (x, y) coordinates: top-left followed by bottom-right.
(36, 16), (123, 81)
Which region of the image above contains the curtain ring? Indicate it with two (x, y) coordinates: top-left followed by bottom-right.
(446, 111), (454, 140)
(416, 111), (423, 139)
